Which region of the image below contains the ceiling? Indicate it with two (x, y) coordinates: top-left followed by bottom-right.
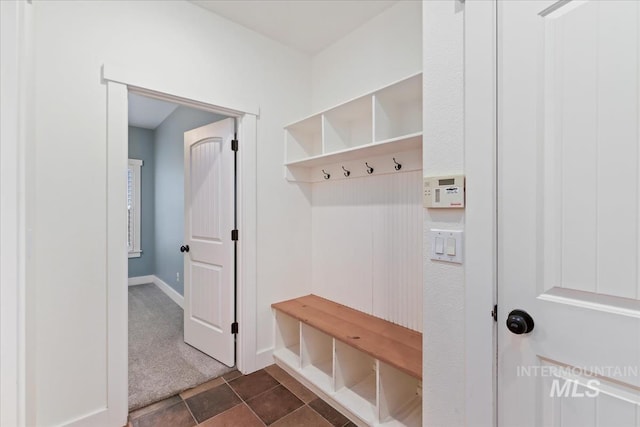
(128, 93), (178, 130)
(190, 0), (399, 54)
(129, 1), (401, 127)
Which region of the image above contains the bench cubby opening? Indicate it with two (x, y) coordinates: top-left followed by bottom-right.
(377, 362), (422, 427)
(274, 311), (300, 368)
(300, 324), (334, 392)
(334, 340), (378, 424)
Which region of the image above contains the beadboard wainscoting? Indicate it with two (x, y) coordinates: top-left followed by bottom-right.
(311, 169), (423, 332)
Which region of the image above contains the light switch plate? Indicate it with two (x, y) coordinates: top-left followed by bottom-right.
(430, 229), (463, 264)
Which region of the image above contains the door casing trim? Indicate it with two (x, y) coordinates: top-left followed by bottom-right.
(105, 64), (259, 425)
(463, 1), (498, 426)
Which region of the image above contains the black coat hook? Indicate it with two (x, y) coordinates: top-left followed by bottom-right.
(365, 162), (374, 174)
(342, 166), (351, 177)
(393, 158), (402, 171)
(322, 169), (330, 180)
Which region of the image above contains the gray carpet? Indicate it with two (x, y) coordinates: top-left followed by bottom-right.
(128, 283), (234, 410)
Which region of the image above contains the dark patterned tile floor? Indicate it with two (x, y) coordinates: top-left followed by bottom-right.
(128, 365), (353, 427)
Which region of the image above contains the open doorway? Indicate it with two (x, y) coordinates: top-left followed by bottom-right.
(126, 92), (236, 410)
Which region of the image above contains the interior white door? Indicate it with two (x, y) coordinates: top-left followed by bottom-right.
(498, 1), (640, 426)
(183, 118), (235, 367)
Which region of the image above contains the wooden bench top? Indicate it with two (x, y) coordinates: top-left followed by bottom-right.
(272, 294), (422, 379)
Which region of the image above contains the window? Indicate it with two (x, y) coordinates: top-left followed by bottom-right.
(128, 159), (143, 258)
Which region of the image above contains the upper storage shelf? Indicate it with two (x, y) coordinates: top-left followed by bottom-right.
(373, 74), (422, 141)
(284, 73), (422, 182)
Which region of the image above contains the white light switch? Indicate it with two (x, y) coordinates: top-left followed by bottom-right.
(446, 238), (456, 256)
(430, 229), (463, 264)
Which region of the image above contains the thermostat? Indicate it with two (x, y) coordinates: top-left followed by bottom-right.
(423, 175), (465, 208)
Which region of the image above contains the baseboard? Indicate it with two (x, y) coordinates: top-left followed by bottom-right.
(151, 275), (184, 308)
(60, 407), (110, 427)
(128, 275), (155, 286)
(129, 275), (184, 308)
(255, 347), (275, 372)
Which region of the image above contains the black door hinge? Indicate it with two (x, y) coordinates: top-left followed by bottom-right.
(231, 229), (239, 241)
(231, 322), (239, 334)
(231, 139), (239, 152)
(491, 304), (498, 322)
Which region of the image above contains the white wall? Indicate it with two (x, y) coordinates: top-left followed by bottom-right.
(422, 1), (466, 426)
(29, 1), (311, 425)
(311, 0), (422, 111)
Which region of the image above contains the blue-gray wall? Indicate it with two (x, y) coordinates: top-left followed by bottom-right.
(154, 106), (227, 295)
(128, 126), (155, 278)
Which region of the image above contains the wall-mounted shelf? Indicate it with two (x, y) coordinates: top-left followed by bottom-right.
(284, 73), (422, 183)
(285, 132), (421, 169)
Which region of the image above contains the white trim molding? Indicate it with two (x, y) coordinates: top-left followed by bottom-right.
(0, 1), (21, 423)
(151, 276), (184, 309)
(127, 275), (155, 287)
(255, 348), (275, 372)
(1, 1), (31, 426)
(106, 65), (260, 422)
(102, 63), (260, 117)
(236, 113), (258, 375)
(106, 81), (129, 427)
(464, 0), (497, 426)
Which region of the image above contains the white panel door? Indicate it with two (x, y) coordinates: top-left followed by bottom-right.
(184, 118), (235, 367)
(499, 1), (640, 426)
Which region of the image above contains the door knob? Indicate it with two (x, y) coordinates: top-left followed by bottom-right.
(506, 309), (534, 335)
(180, 245), (190, 253)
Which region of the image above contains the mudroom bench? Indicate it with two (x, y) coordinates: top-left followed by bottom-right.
(272, 295), (422, 427)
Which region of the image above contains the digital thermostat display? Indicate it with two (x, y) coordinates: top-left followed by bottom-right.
(423, 175), (465, 208)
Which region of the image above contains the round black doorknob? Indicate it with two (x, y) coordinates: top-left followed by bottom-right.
(506, 309), (534, 335)
(180, 245), (190, 253)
